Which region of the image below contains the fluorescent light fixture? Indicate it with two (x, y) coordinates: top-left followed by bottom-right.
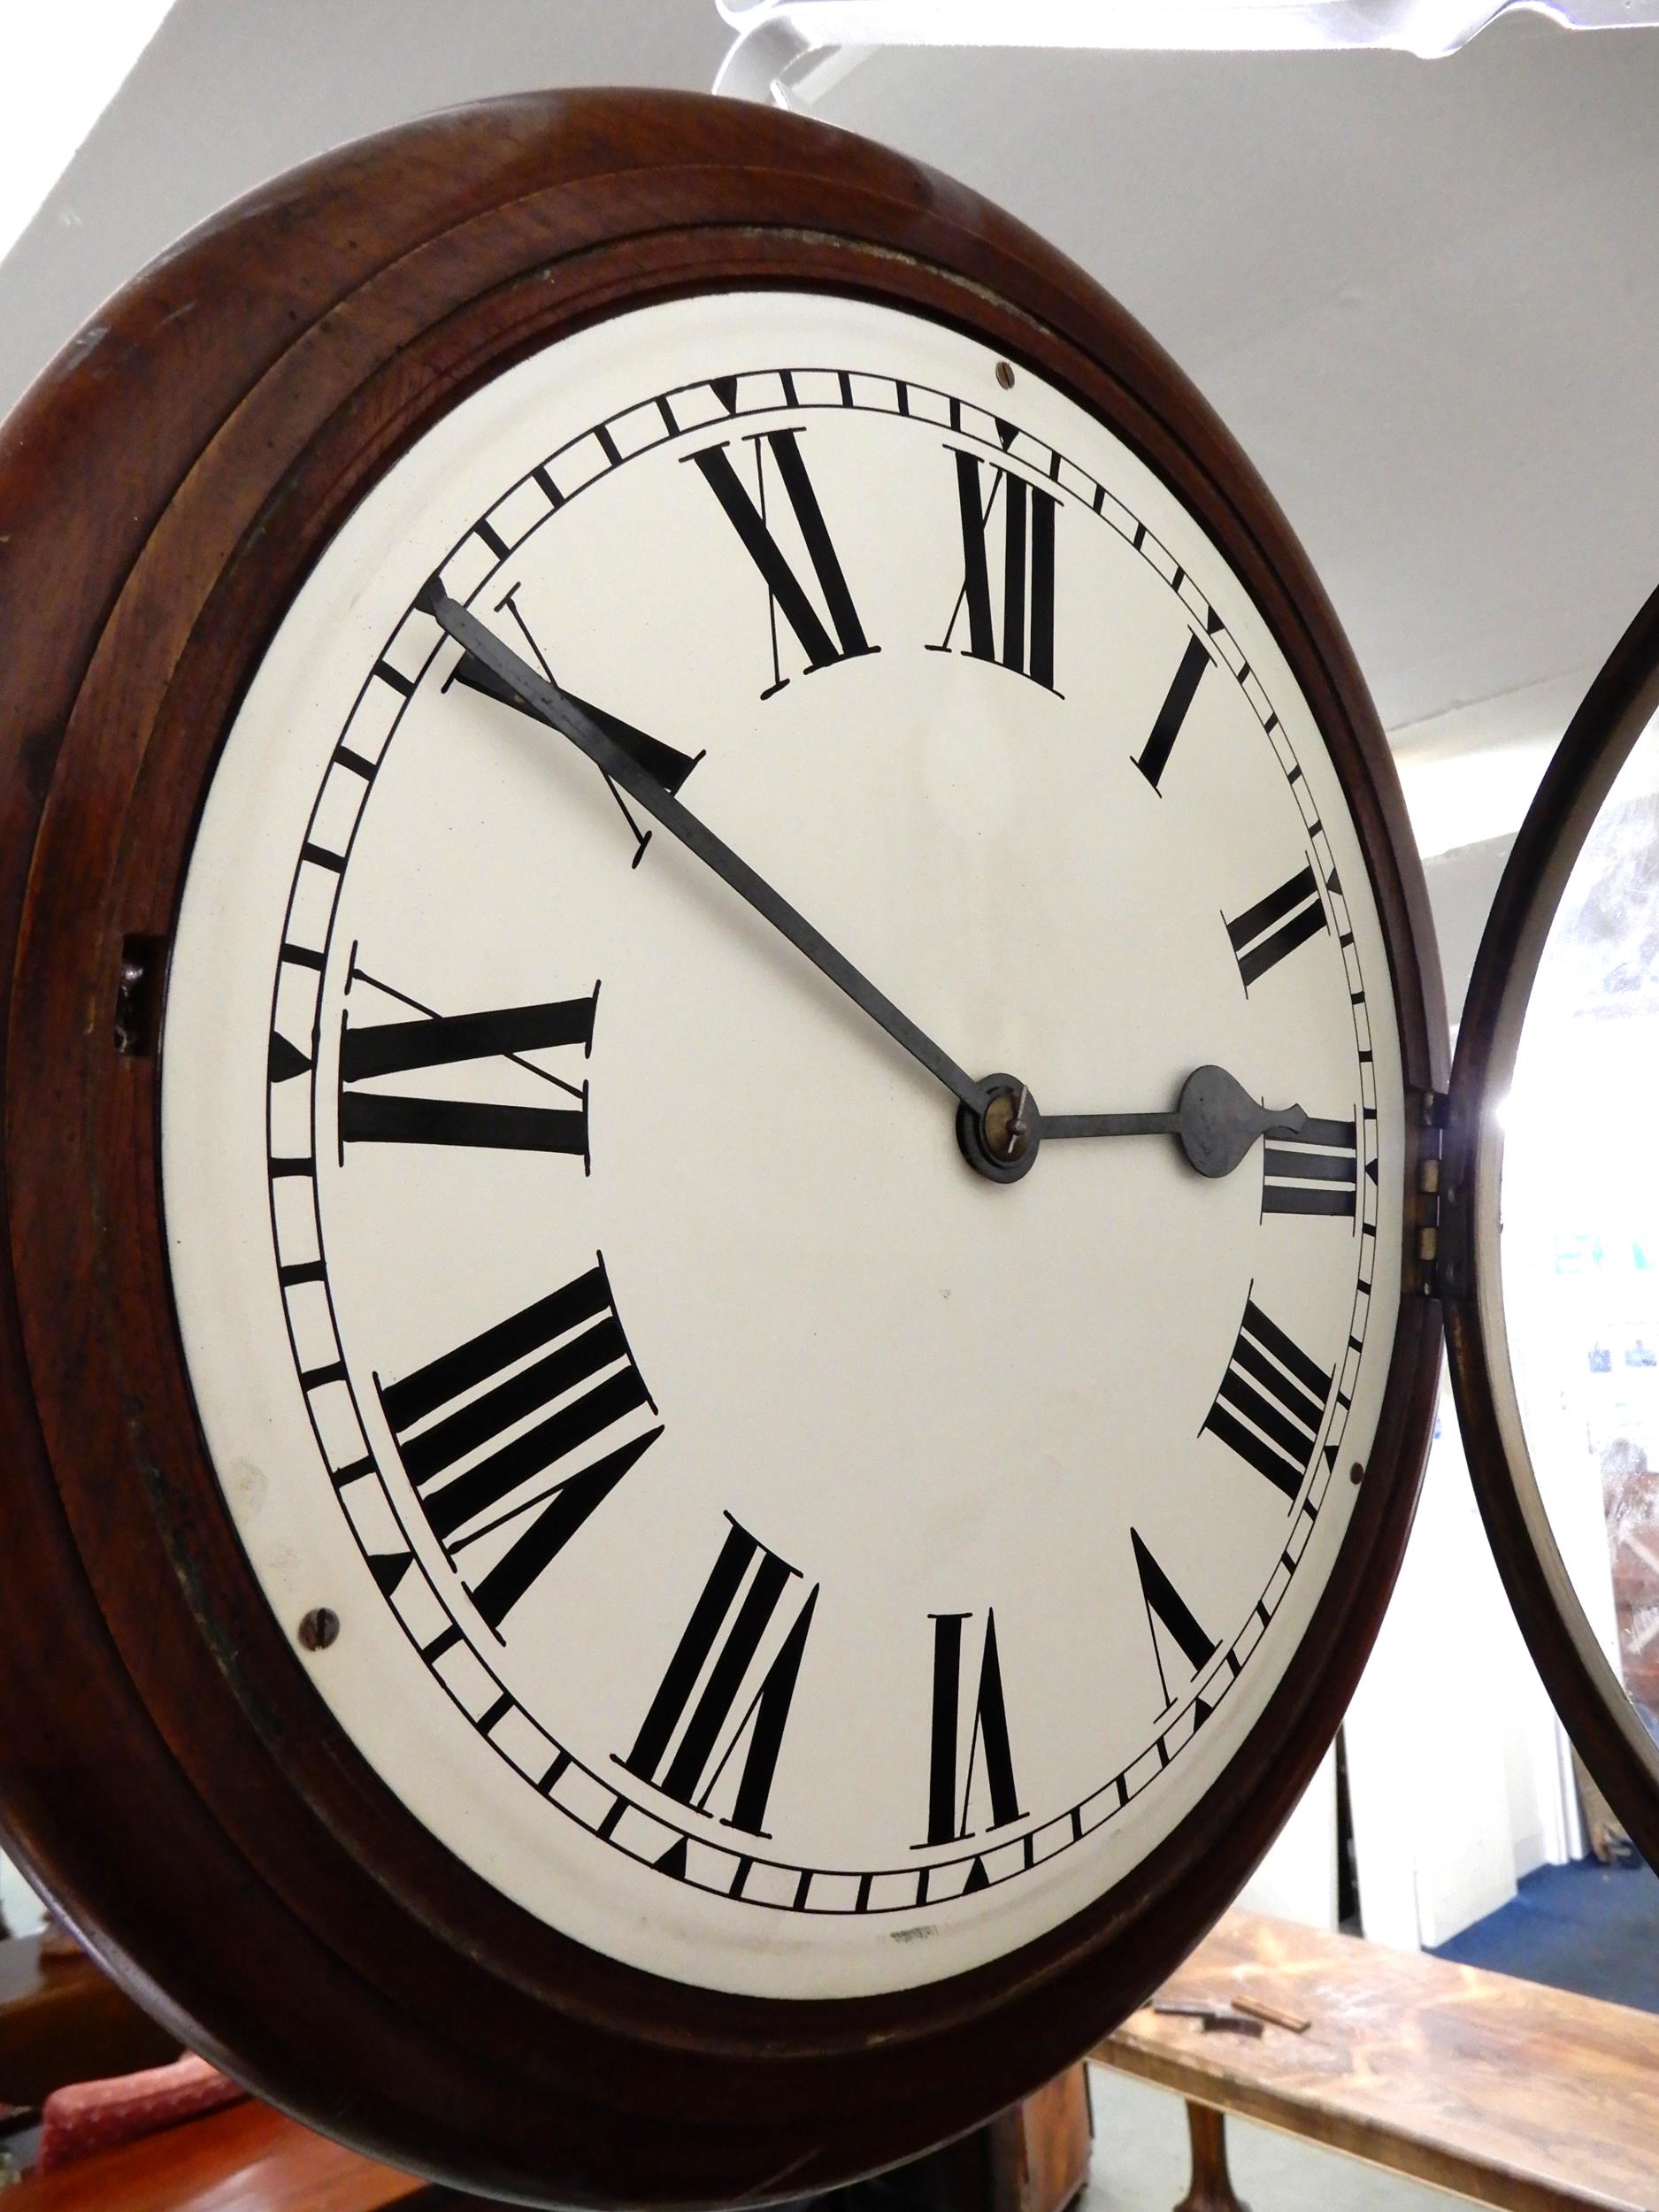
(716, 0), (1659, 101)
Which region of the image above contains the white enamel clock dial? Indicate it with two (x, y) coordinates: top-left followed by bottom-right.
(161, 290), (1405, 2000)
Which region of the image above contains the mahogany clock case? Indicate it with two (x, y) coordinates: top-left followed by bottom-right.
(0, 91), (1444, 2205)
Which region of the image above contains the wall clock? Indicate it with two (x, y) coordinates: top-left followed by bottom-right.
(2, 81), (1624, 2208)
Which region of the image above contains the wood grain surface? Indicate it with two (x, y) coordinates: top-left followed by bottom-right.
(1, 2098), (446, 2211)
(1094, 1909), (1659, 2212)
(0, 88), (1446, 2203)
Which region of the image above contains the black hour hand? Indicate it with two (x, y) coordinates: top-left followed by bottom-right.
(452, 651), (703, 797)
(1043, 1066), (1307, 1179)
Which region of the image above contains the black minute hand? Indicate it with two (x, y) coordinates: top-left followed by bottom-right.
(422, 584), (992, 1118)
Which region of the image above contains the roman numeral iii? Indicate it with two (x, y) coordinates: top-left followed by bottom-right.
(380, 1258), (660, 1632)
(1225, 863), (1328, 987)
(619, 1516), (818, 1838)
(919, 1609), (1025, 1847)
(932, 450), (1059, 691)
(691, 429), (875, 696)
(1203, 1299), (1333, 1501)
(340, 965), (597, 1163)
(1263, 1115), (1359, 1218)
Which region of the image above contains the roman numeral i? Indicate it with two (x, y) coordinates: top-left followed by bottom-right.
(380, 1258), (659, 1632)
(619, 1516), (818, 1839)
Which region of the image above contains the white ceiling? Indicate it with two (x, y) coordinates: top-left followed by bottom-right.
(5, 4), (1657, 819)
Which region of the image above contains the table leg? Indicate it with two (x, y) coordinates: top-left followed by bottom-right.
(1175, 2102), (1248, 2212)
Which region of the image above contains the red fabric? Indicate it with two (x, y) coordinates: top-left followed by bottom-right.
(37, 2052), (246, 2171)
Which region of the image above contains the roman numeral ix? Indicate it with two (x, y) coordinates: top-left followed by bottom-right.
(932, 449), (1059, 691)
(619, 1516), (818, 1838)
(380, 1258), (660, 1632)
(1203, 1298), (1333, 1502)
(691, 428), (875, 697)
(1263, 1115), (1360, 1218)
(340, 962), (596, 1164)
(919, 1609), (1025, 1849)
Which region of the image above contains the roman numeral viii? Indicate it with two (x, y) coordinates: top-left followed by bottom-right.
(919, 1609), (1025, 1848)
(1225, 863), (1329, 987)
(932, 450), (1059, 691)
(1263, 1115), (1360, 1218)
(1203, 1299), (1333, 1502)
(380, 1258), (659, 1632)
(619, 1516), (818, 1838)
(340, 965), (596, 1163)
(691, 430), (875, 697)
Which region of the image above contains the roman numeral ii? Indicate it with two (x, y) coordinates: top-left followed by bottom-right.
(1225, 863), (1328, 987)
(619, 1516), (818, 1838)
(380, 1258), (659, 1632)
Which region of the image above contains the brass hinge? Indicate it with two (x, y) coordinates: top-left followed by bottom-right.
(1412, 1091), (1449, 1299)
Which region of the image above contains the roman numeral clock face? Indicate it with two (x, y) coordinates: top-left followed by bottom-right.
(161, 292), (1404, 2001)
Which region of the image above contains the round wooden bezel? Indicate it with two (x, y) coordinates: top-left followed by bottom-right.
(0, 90), (1446, 2206)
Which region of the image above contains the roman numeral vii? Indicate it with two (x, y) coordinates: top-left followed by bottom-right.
(380, 1258), (659, 1632)
(619, 1516), (818, 1838)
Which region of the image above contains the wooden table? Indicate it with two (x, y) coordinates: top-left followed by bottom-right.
(0, 2095), (503, 2209)
(1092, 1909), (1659, 2212)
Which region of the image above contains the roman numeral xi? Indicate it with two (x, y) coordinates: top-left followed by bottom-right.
(619, 1516), (818, 1839)
(380, 1259), (660, 1632)
(692, 428), (875, 698)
